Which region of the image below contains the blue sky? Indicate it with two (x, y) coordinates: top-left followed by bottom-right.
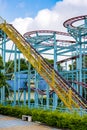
(1, 0), (87, 60)
(0, 0), (62, 22)
(1, 0), (87, 35)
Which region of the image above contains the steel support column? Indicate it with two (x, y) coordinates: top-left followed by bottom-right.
(28, 63), (31, 108)
(24, 89), (26, 106)
(53, 33), (58, 110)
(79, 37), (82, 96)
(13, 45), (17, 106)
(2, 32), (6, 105)
(18, 53), (20, 105)
(46, 84), (49, 109)
(34, 71), (38, 108)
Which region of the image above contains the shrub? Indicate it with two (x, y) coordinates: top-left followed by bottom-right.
(0, 105), (87, 130)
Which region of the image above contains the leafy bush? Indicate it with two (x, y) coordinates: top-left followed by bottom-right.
(0, 105), (87, 130)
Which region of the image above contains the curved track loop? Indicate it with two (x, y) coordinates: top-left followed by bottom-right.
(24, 30), (70, 37)
(24, 30), (76, 46)
(63, 15), (87, 28)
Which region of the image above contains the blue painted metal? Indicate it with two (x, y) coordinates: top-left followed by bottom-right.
(28, 63), (31, 108)
(7, 74), (28, 90)
(46, 84), (49, 109)
(79, 42), (82, 96)
(13, 45), (17, 106)
(34, 71), (38, 108)
(63, 15), (87, 101)
(1, 15), (87, 110)
(24, 89), (26, 106)
(76, 46), (79, 93)
(53, 92), (58, 110)
(18, 53), (20, 105)
(1, 88), (3, 104)
(53, 33), (58, 110)
(1, 32), (6, 105)
(38, 78), (47, 90)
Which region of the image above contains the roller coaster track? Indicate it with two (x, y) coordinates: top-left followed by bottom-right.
(57, 54), (87, 64)
(24, 30), (76, 47)
(68, 80), (87, 88)
(63, 15), (87, 28)
(24, 30), (70, 37)
(0, 18), (87, 109)
(63, 15), (87, 39)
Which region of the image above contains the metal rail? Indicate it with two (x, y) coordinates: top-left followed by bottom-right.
(57, 54), (87, 64)
(63, 15), (87, 28)
(24, 30), (71, 37)
(68, 80), (87, 88)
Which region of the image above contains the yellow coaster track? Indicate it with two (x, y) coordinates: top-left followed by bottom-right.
(0, 17), (87, 109)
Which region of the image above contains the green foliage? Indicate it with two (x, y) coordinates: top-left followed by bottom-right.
(45, 58), (54, 64)
(69, 61), (76, 70)
(69, 55), (87, 70)
(0, 55), (10, 99)
(5, 60), (14, 73)
(57, 63), (63, 71)
(17, 58), (28, 71)
(0, 55), (4, 69)
(5, 58), (28, 73)
(5, 58), (34, 74)
(0, 105), (87, 130)
(0, 55), (7, 88)
(5, 58), (62, 74)
(0, 73), (7, 87)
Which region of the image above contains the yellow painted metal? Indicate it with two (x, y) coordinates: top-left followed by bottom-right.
(0, 19), (87, 109)
(68, 88), (72, 108)
(52, 70), (55, 87)
(38, 57), (42, 72)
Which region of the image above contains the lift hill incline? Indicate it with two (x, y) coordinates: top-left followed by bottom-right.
(0, 17), (87, 109)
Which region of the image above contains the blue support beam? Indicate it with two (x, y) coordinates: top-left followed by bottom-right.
(34, 71), (38, 108)
(13, 45), (17, 106)
(28, 63), (31, 108)
(18, 53), (20, 105)
(46, 84), (49, 109)
(53, 33), (58, 110)
(76, 45), (79, 93)
(24, 89), (26, 106)
(1, 32), (6, 105)
(79, 42), (82, 96)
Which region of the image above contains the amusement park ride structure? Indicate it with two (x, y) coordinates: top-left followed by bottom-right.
(0, 15), (87, 110)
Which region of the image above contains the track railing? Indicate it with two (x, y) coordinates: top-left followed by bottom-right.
(0, 19), (87, 109)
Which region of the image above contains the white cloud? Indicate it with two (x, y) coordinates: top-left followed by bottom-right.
(5, 0), (87, 61)
(64, 0), (87, 6)
(11, 17), (34, 35)
(11, 0), (87, 36)
(34, 9), (59, 30)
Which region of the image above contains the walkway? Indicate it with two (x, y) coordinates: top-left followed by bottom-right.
(0, 115), (61, 130)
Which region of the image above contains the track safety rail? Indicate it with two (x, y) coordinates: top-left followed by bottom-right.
(0, 18), (87, 109)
